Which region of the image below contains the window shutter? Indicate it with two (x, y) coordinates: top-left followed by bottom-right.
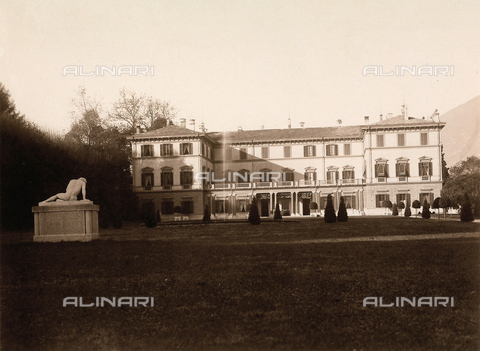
(374, 164), (379, 177)
(429, 162), (433, 176)
(327, 172), (331, 181)
(386, 194), (390, 201)
(334, 145), (338, 155)
(141, 173), (145, 186)
(342, 170), (346, 179)
(312, 146), (316, 157)
(395, 164), (399, 177)
(336, 171), (339, 181)
(406, 163), (410, 176)
(304, 172), (308, 181)
(304, 146), (308, 157)
(385, 164), (389, 177)
(352, 170), (355, 179)
(430, 193), (434, 205)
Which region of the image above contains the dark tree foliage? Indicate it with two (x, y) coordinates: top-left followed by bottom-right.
(404, 205), (411, 217)
(398, 202), (405, 210)
(0, 83), (137, 231)
(474, 196), (480, 219)
(324, 194), (336, 223)
(460, 193), (474, 222)
(432, 197), (441, 219)
(144, 207), (157, 228)
(248, 198), (261, 225)
(337, 196), (348, 222)
(421, 199), (431, 219)
(202, 205), (211, 221)
(274, 203), (282, 220)
(392, 203), (398, 216)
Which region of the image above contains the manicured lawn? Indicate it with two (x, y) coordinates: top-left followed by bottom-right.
(1, 218), (479, 350)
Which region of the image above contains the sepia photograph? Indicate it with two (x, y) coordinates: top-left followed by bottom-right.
(1, 0), (479, 350)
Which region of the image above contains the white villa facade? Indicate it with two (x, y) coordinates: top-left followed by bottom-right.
(128, 112), (445, 219)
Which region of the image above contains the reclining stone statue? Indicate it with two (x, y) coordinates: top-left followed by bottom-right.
(40, 177), (88, 204)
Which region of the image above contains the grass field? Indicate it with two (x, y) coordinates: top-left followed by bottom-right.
(1, 218), (479, 351)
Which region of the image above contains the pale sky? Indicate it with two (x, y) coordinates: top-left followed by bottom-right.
(1, 0), (479, 134)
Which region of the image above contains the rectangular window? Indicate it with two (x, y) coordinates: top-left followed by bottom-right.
(375, 194), (390, 208)
(304, 171), (317, 181)
(376, 135), (384, 147)
(201, 143), (206, 157)
(284, 146), (291, 158)
(239, 148), (247, 160)
(326, 170), (339, 184)
(161, 172), (173, 188)
(141, 173), (154, 190)
(420, 133), (428, 145)
(304, 145), (316, 157)
(325, 144), (338, 156)
(419, 193), (434, 206)
(396, 163), (409, 177)
(396, 193), (411, 206)
(284, 172), (294, 181)
(161, 200), (174, 215)
(418, 162), (433, 176)
(181, 200), (194, 214)
(141, 145), (154, 157)
(160, 144), (173, 156)
(261, 147), (269, 159)
(342, 169), (355, 182)
(375, 163), (389, 177)
(180, 171), (193, 188)
(344, 144), (351, 155)
(343, 195), (356, 209)
(398, 134), (405, 146)
(180, 143), (193, 155)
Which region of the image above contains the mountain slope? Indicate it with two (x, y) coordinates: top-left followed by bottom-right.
(440, 95), (480, 167)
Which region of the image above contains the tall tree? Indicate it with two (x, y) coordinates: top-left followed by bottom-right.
(441, 156), (480, 206)
(144, 98), (177, 130)
(109, 88), (145, 132)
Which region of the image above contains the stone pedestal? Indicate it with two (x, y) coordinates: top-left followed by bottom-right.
(32, 200), (99, 242)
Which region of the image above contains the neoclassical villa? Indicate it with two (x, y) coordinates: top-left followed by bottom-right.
(128, 110), (445, 219)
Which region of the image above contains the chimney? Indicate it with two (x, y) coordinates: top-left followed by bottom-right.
(199, 122), (206, 132)
(180, 118), (186, 128)
(288, 117), (291, 129)
(402, 105), (408, 120)
(387, 113), (393, 120)
(135, 125), (141, 134)
(300, 122), (305, 128)
(364, 116), (370, 124)
(189, 119), (195, 130)
(237, 126), (243, 132)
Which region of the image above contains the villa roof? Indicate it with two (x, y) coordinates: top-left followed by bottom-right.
(368, 115), (445, 127)
(208, 125), (364, 144)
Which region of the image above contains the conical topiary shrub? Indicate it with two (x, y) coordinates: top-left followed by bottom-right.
(460, 193), (474, 222)
(337, 196), (348, 222)
(404, 205), (411, 218)
(421, 199), (431, 219)
(274, 203), (282, 220)
(392, 203), (398, 216)
(202, 204), (211, 221)
(324, 194), (336, 223)
(248, 198), (261, 225)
